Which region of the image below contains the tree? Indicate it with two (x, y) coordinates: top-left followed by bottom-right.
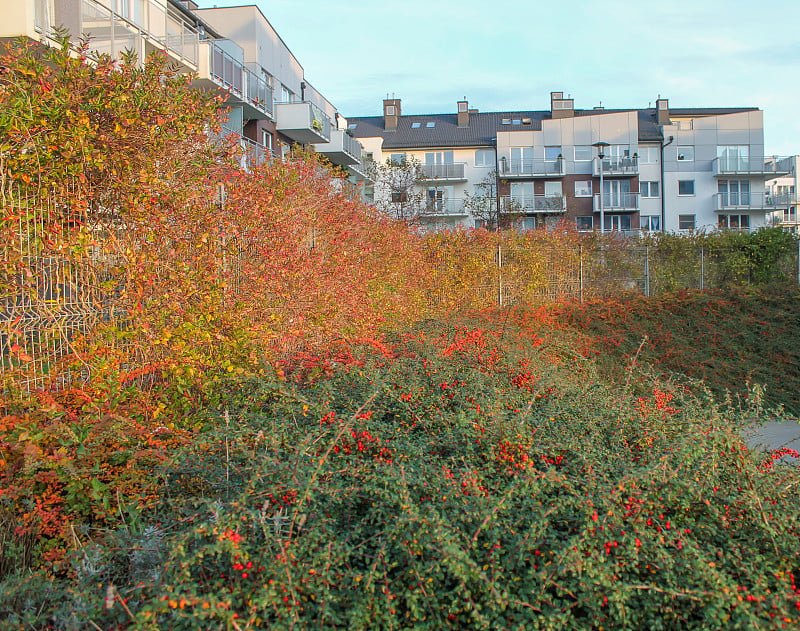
(365, 156), (427, 223)
(461, 170), (524, 230)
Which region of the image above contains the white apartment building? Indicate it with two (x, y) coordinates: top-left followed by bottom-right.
(348, 92), (789, 233)
(1, 0), (368, 180)
(766, 156), (799, 233)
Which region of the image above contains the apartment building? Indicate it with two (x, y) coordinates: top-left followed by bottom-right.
(348, 92), (788, 233)
(1, 0), (368, 180)
(766, 156), (799, 233)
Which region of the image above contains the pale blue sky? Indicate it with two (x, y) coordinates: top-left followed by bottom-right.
(202, 0), (800, 155)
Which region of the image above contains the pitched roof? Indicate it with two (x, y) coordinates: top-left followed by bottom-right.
(347, 106), (760, 149)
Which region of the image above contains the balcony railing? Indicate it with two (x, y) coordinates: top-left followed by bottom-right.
(37, 0), (200, 67)
(275, 101), (332, 144)
(424, 198), (468, 215)
(766, 193), (799, 207)
(714, 191), (785, 211)
(593, 192), (639, 211)
(500, 159), (565, 177)
(593, 156), (638, 176)
(713, 157), (790, 177)
(503, 195), (567, 213)
(207, 41), (272, 119)
(421, 163), (467, 181)
(313, 129), (362, 166)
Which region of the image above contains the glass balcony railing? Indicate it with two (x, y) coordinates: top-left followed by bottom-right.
(35, 0), (199, 67)
(593, 192), (639, 211)
(421, 163), (466, 180)
(499, 159), (565, 177)
(593, 156), (638, 176)
(503, 195), (567, 213)
(424, 198), (467, 215)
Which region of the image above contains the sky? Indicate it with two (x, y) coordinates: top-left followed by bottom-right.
(201, 0), (800, 155)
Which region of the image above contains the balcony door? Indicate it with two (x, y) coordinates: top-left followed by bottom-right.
(719, 180), (750, 206)
(511, 182), (535, 211)
(718, 145), (749, 171)
(427, 186), (455, 213)
(602, 180), (630, 208)
(510, 147), (534, 175)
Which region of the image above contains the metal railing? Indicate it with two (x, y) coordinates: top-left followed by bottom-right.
(500, 159), (565, 177)
(593, 192), (639, 211)
(594, 156), (638, 176)
(209, 41), (273, 116)
(503, 195), (567, 213)
(421, 163), (466, 180)
(713, 157), (787, 176)
(424, 198), (467, 215)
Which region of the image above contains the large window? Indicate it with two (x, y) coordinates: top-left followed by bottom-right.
(718, 180), (750, 205)
(719, 214), (751, 229)
(475, 149), (494, 167)
(510, 147), (534, 173)
(425, 151), (454, 165)
(677, 146), (694, 161)
(604, 215), (632, 231)
(545, 146), (562, 161)
(641, 216), (661, 231)
(678, 180), (695, 196)
(678, 214), (696, 230)
(718, 145), (750, 171)
(576, 216), (594, 232)
(640, 181), (660, 198)
(639, 145), (659, 164)
(390, 153), (406, 165)
(575, 181), (592, 197)
(574, 145), (592, 161)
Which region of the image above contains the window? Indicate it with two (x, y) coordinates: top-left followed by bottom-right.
(718, 180), (750, 205)
(363, 183), (374, 203)
(718, 145), (750, 171)
(475, 149), (494, 167)
(604, 215), (632, 231)
(411, 122), (421, 128)
(677, 119), (693, 130)
(347, 123), (358, 130)
(575, 181), (592, 197)
(678, 180), (695, 196)
(390, 190), (408, 203)
(576, 216), (594, 232)
(281, 86), (291, 103)
(574, 145), (592, 161)
(678, 214), (696, 230)
(640, 181), (660, 198)
(385, 105), (396, 115)
(458, 102), (468, 113)
(501, 118), (511, 125)
(512, 119), (521, 125)
(545, 146), (562, 161)
(263, 131), (274, 151)
(641, 216), (661, 231)
(390, 153), (406, 165)
(544, 181), (562, 197)
(677, 146), (694, 161)
(426, 121), (435, 128)
(522, 118), (532, 125)
(509, 147), (534, 174)
(718, 214), (751, 229)
(639, 145), (659, 164)
(425, 151), (454, 165)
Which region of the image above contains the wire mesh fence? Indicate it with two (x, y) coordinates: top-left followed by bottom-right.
(2, 177), (799, 389)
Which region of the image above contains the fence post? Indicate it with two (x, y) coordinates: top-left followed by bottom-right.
(700, 246), (705, 291)
(579, 243), (584, 304)
(497, 242), (503, 307)
(797, 238), (799, 287)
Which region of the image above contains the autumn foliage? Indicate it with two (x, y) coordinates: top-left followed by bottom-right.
(1, 38), (799, 630)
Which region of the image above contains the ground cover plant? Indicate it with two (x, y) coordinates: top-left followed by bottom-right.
(2, 311), (800, 629)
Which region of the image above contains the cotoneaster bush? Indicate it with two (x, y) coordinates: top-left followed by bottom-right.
(4, 312), (798, 630)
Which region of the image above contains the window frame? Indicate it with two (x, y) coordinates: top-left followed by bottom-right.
(640, 181), (660, 198)
(574, 145), (592, 162)
(677, 146), (695, 162)
(574, 180), (593, 197)
(474, 149), (494, 167)
(576, 216), (594, 232)
(678, 180), (695, 196)
(678, 214), (696, 231)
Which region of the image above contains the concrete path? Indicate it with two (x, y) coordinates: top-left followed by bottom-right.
(743, 421), (800, 464)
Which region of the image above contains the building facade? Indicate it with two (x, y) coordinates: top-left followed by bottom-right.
(1, 0), (368, 180)
(766, 156), (799, 233)
(348, 92), (788, 233)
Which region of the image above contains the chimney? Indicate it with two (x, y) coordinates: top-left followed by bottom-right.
(656, 97), (670, 125)
(551, 91), (574, 119)
(383, 96), (401, 131)
(458, 99), (469, 127)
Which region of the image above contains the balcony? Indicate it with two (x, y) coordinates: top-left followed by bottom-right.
(313, 129), (362, 166)
(713, 157), (790, 178)
(275, 101), (332, 144)
(421, 163), (467, 182)
(503, 195), (567, 213)
(424, 198), (468, 216)
(33, 0), (200, 69)
(714, 192), (790, 211)
(766, 193), (799, 207)
(193, 40), (272, 120)
(499, 158), (565, 178)
(593, 156), (638, 177)
(593, 192), (639, 212)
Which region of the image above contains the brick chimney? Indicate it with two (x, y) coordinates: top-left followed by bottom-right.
(551, 91), (574, 119)
(383, 96), (401, 130)
(458, 99), (469, 127)
(656, 97), (670, 125)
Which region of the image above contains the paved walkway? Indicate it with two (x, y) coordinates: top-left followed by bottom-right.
(743, 421), (800, 463)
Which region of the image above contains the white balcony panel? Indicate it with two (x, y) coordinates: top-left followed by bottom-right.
(593, 193), (639, 212)
(713, 157), (790, 178)
(275, 101), (331, 144)
(421, 163), (467, 181)
(314, 129), (362, 166)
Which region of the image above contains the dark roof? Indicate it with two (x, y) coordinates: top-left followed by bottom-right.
(347, 106), (760, 149)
